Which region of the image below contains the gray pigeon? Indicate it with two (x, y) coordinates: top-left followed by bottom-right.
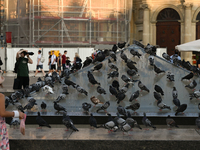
(154, 65), (165, 74)
(10, 118), (20, 129)
(167, 72), (175, 82)
(162, 52), (170, 61)
(190, 90), (200, 100)
(157, 99), (171, 110)
(166, 115), (179, 128)
(127, 69), (139, 77)
(97, 86), (106, 95)
(54, 94), (67, 103)
(62, 113), (79, 131)
(53, 102), (67, 112)
(130, 49), (141, 58)
(116, 92), (126, 104)
(96, 101), (110, 113)
(181, 72), (193, 81)
(36, 112), (51, 128)
(142, 112), (156, 130)
(107, 71), (119, 79)
(172, 87), (178, 99)
(154, 92), (162, 101)
(62, 84), (69, 94)
(126, 61), (138, 71)
(119, 83), (130, 93)
(109, 85), (118, 96)
(117, 105), (127, 117)
(129, 90), (140, 102)
(82, 102), (91, 112)
(114, 113), (126, 127)
(138, 81), (150, 93)
(75, 85), (88, 96)
(121, 75), (138, 84)
(173, 98), (180, 107)
(108, 59), (118, 71)
(23, 99), (37, 111)
(126, 111), (142, 130)
(185, 80), (197, 90)
(148, 55), (154, 66)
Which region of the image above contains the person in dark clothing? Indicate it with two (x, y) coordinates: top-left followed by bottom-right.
(71, 53), (82, 72)
(48, 51), (52, 73)
(66, 57), (71, 68)
(197, 54), (200, 68)
(62, 50), (67, 70)
(16, 49), (33, 89)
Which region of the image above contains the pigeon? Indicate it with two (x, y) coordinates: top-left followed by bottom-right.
(97, 86), (106, 95)
(119, 83), (130, 93)
(62, 84), (69, 94)
(112, 80), (120, 91)
(172, 87), (178, 99)
(120, 50), (128, 63)
(10, 118), (20, 129)
(107, 113), (114, 122)
(116, 92), (126, 104)
(110, 51), (117, 61)
(112, 44), (118, 53)
(82, 102), (92, 112)
(126, 58), (137, 65)
(89, 113), (98, 128)
(42, 85), (54, 94)
(167, 72), (175, 82)
(126, 103), (140, 112)
(5, 97), (10, 108)
(93, 50), (105, 63)
(118, 42), (126, 49)
(127, 69), (139, 77)
(162, 52), (170, 61)
(148, 55), (154, 66)
(36, 112), (51, 128)
(142, 112), (156, 130)
(41, 102), (47, 110)
(87, 71), (94, 79)
(130, 49), (141, 58)
(75, 85), (88, 96)
(117, 105), (127, 117)
(154, 85), (164, 96)
(64, 79), (76, 88)
(153, 91), (162, 101)
(109, 85), (118, 96)
(195, 113), (200, 129)
(157, 99), (171, 110)
(99, 118), (118, 132)
(53, 102), (67, 112)
(138, 81), (150, 93)
(129, 90), (140, 102)
(88, 76), (100, 86)
(108, 59), (118, 71)
(23, 86), (32, 97)
(185, 80), (197, 90)
(82, 57), (93, 68)
(121, 75), (138, 84)
(173, 58), (182, 66)
(190, 90), (200, 100)
(107, 71), (119, 79)
(173, 98), (180, 107)
(91, 63), (103, 72)
(90, 96), (103, 105)
(114, 113), (126, 127)
(181, 72), (194, 81)
(62, 113), (79, 131)
(16, 104), (25, 113)
(126, 111), (142, 130)
(126, 61), (138, 71)
(198, 103), (200, 110)
(23, 99), (37, 111)
(44, 76), (54, 87)
(175, 104), (187, 115)
(96, 101), (110, 113)
(154, 65), (165, 74)
(166, 115), (179, 128)
(54, 94), (67, 103)
(61, 68), (71, 79)
(120, 121), (133, 134)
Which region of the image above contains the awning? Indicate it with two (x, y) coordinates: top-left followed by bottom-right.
(175, 39), (200, 52)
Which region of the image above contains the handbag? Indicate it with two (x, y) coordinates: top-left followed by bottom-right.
(13, 78), (21, 89)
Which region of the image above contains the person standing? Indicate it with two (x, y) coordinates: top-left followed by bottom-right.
(0, 93), (25, 149)
(62, 50), (67, 70)
(16, 49), (33, 89)
(33, 50), (45, 77)
(48, 51), (52, 73)
(50, 51), (56, 73)
(57, 53), (62, 76)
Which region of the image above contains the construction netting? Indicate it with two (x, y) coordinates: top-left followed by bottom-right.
(0, 0), (132, 47)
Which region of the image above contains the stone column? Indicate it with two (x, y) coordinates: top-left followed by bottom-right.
(142, 4), (150, 46)
(181, 3), (193, 63)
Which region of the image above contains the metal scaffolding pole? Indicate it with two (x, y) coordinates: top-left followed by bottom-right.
(33, 0), (34, 46)
(29, 0), (32, 46)
(61, 0), (63, 47)
(89, 0), (91, 46)
(117, 0), (118, 43)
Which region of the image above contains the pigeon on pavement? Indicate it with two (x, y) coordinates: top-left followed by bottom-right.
(166, 115), (179, 128)
(107, 71), (119, 79)
(91, 63), (103, 72)
(117, 105), (127, 117)
(172, 87), (178, 99)
(53, 102), (67, 112)
(173, 98), (180, 107)
(112, 80), (120, 91)
(41, 102), (47, 110)
(154, 65), (165, 75)
(142, 112), (156, 130)
(195, 113), (200, 129)
(157, 99), (171, 110)
(36, 112), (51, 128)
(89, 113), (98, 129)
(109, 85), (118, 96)
(126, 103), (140, 112)
(162, 53), (170, 61)
(62, 113), (79, 131)
(97, 86), (106, 95)
(75, 85), (88, 96)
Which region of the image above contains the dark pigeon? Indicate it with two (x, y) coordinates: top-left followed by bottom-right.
(112, 44), (118, 53)
(126, 61), (138, 71)
(181, 72), (193, 81)
(175, 104), (187, 116)
(89, 113), (98, 128)
(126, 103), (140, 112)
(154, 65), (165, 74)
(173, 98), (180, 107)
(82, 57), (93, 68)
(127, 69), (139, 77)
(130, 49), (141, 58)
(119, 83), (130, 93)
(138, 81), (150, 93)
(96, 101), (110, 113)
(117, 105), (127, 117)
(154, 92), (162, 101)
(157, 99), (171, 110)
(129, 90), (140, 102)
(53, 102), (67, 112)
(91, 63), (103, 72)
(167, 72), (175, 82)
(108, 59), (118, 71)
(64, 79), (76, 88)
(116, 92), (126, 104)
(110, 51), (117, 61)
(82, 102), (92, 112)
(196, 113), (200, 129)
(109, 85), (118, 96)
(126, 111), (142, 130)
(75, 85), (88, 96)
(162, 52), (170, 61)
(154, 85), (164, 96)
(121, 75), (138, 84)
(107, 71), (119, 79)
(185, 80), (197, 89)
(54, 94), (67, 103)
(41, 102), (47, 110)
(62, 84), (69, 95)
(148, 55), (154, 66)
(120, 50), (128, 63)
(97, 86), (106, 95)
(36, 112), (51, 128)
(62, 113), (79, 131)
(112, 80), (120, 91)
(118, 42), (126, 49)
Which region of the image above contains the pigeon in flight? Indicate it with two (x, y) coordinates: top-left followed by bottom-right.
(154, 85), (164, 96)
(36, 112), (51, 129)
(62, 113), (79, 131)
(142, 112), (156, 130)
(175, 104), (187, 116)
(166, 115), (179, 128)
(181, 72), (194, 81)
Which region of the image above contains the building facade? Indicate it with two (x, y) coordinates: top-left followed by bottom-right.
(131, 0), (200, 63)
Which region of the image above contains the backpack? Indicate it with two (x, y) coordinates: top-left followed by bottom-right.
(41, 56), (45, 63)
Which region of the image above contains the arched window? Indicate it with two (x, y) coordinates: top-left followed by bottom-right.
(197, 12), (200, 21)
(157, 8), (180, 21)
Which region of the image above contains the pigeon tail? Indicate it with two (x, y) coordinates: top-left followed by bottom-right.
(164, 105), (171, 110)
(71, 125), (79, 131)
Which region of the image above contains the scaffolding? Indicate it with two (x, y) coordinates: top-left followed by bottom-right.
(0, 0), (132, 47)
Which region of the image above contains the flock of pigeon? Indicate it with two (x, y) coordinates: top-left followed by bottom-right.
(6, 41), (200, 134)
